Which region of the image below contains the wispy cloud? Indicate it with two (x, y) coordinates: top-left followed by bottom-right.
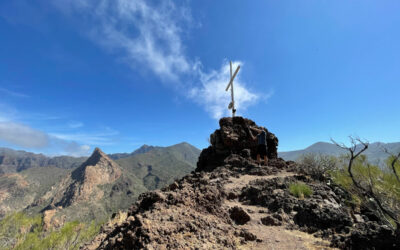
(49, 138), (91, 157)
(190, 61), (261, 119)
(0, 103), (18, 122)
(68, 121), (84, 129)
(49, 129), (118, 146)
(52, 0), (264, 119)
(0, 122), (49, 148)
(53, 0), (192, 81)
(0, 87), (29, 98)
(0, 121), (92, 156)
(0, 105), (116, 156)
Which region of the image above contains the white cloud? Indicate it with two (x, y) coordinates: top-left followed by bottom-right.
(0, 106), (115, 156)
(190, 61), (260, 119)
(53, 0), (191, 81)
(0, 122), (49, 148)
(51, 0), (265, 119)
(51, 139), (91, 157)
(0, 121), (93, 156)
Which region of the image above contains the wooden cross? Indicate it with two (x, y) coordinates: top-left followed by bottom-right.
(225, 61), (240, 117)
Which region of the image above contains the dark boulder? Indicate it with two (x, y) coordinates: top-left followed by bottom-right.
(196, 117), (278, 172)
(230, 206), (251, 225)
(261, 215), (282, 226)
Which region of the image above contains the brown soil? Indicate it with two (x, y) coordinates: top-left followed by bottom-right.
(223, 171), (335, 250)
(224, 171), (297, 191)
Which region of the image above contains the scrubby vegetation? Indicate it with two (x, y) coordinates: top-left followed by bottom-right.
(0, 212), (101, 250)
(297, 140), (400, 228)
(297, 153), (339, 180)
(330, 154), (400, 225)
(289, 182), (313, 198)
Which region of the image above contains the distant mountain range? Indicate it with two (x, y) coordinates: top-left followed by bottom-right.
(0, 143), (201, 224)
(109, 144), (158, 160)
(0, 148), (86, 173)
(0, 143), (200, 175)
(279, 141), (400, 164)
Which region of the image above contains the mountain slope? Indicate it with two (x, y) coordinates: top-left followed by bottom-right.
(0, 166), (70, 218)
(0, 147), (86, 174)
(279, 141), (400, 163)
(116, 142), (201, 190)
(25, 148), (147, 225)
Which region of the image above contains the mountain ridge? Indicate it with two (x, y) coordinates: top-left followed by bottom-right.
(0, 142), (200, 174)
(0, 147), (86, 173)
(279, 141), (400, 163)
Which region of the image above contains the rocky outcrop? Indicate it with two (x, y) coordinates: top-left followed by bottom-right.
(51, 148), (122, 208)
(84, 117), (399, 250)
(196, 116), (278, 172)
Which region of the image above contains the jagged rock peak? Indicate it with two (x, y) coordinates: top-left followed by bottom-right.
(53, 147), (122, 208)
(83, 147), (109, 166)
(196, 116), (279, 172)
(71, 147), (121, 182)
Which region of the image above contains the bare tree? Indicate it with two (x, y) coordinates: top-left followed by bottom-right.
(382, 147), (400, 183)
(331, 137), (399, 227)
(331, 137), (369, 190)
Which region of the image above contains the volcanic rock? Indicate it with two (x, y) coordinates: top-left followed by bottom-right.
(261, 215), (282, 226)
(196, 116), (278, 172)
(229, 206), (251, 225)
(84, 117), (400, 250)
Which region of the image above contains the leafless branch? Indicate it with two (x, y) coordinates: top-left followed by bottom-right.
(331, 136), (369, 190)
(381, 147), (400, 183)
(366, 164), (374, 193)
(332, 137), (398, 226)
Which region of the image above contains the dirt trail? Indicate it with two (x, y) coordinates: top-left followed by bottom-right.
(225, 170), (297, 191)
(223, 169), (336, 250)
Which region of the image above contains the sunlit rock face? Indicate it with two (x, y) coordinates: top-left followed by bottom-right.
(53, 148), (122, 208)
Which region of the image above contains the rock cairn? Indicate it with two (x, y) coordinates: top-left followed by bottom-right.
(197, 116), (278, 172)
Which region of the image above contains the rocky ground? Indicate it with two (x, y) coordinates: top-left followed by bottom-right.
(83, 117), (400, 250)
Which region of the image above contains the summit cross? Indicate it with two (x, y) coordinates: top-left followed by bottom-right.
(225, 61), (240, 117)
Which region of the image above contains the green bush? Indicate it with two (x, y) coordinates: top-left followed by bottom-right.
(329, 154), (400, 226)
(289, 182), (313, 198)
(297, 153), (339, 180)
(0, 212), (43, 249)
(0, 212), (101, 250)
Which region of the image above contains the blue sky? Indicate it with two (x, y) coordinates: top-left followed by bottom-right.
(0, 0), (399, 156)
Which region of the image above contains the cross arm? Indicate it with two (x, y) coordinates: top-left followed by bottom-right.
(225, 65), (241, 91)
